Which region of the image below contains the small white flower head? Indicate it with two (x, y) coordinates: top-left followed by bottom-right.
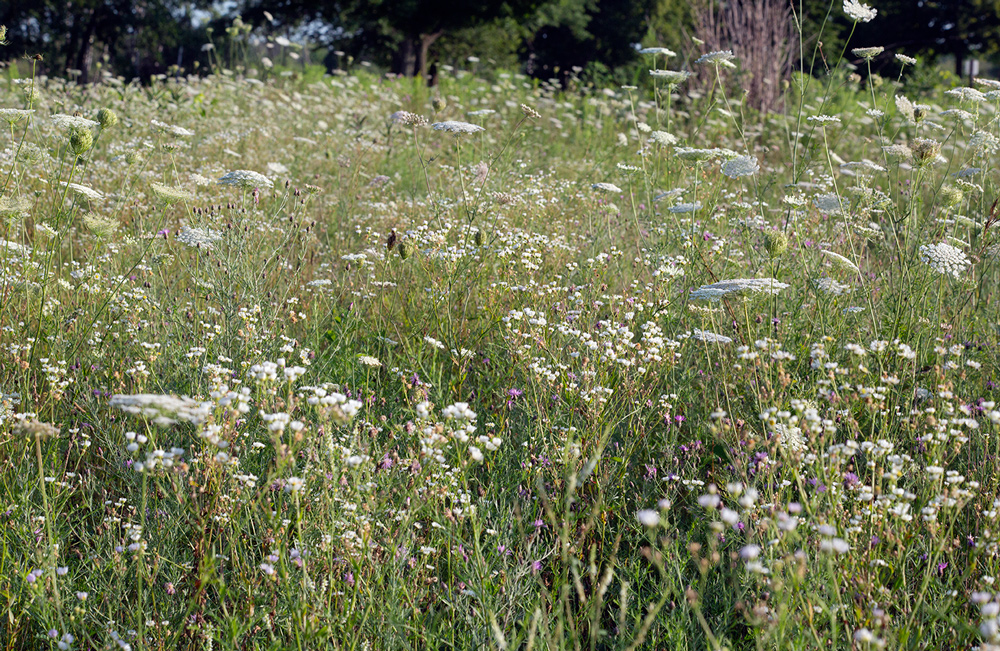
(520, 103), (541, 119)
(592, 182), (623, 193)
(695, 50), (736, 68)
(693, 329), (733, 344)
(639, 47), (676, 57)
(852, 46), (884, 61)
(390, 111), (428, 126)
(722, 155), (760, 178)
(650, 130), (678, 146)
(739, 544), (761, 560)
(51, 113), (99, 131)
(431, 121), (485, 134)
(218, 170), (273, 190)
(689, 278), (790, 301)
(150, 182), (194, 205)
(649, 69), (691, 84)
(843, 0), (877, 23)
(285, 476), (305, 493)
(919, 242), (970, 279)
(896, 53), (917, 66)
(820, 249), (860, 273)
(151, 119), (195, 137)
(0, 108), (34, 126)
(807, 115), (841, 125)
(61, 182), (103, 202)
(635, 509), (660, 527)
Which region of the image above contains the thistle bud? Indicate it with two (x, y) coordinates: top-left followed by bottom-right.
(764, 230), (789, 258)
(69, 127), (93, 155)
(398, 241), (409, 260)
(97, 107), (118, 129)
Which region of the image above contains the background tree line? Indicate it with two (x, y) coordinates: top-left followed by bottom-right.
(1, 0), (999, 95)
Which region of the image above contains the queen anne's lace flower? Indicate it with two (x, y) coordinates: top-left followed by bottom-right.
(689, 278), (790, 301)
(692, 329), (733, 344)
(919, 242), (970, 279)
(431, 121), (485, 134)
(649, 70), (691, 84)
(639, 47), (676, 56)
(61, 182), (103, 201)
(722, 155), (760, 178)
(218, 169), (273, 189)
(51, 114), (99, 130)
(592, 182), (622, 193)
(843, 0), (877, 22)
(0, 108), (33, 125)
(176, 225), (222, 249)
(821, 249), (860, 273)
(695, 50), (736, 68)
(852, 47), (884, 60)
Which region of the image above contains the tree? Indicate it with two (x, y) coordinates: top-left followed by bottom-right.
(241, 0), (544, 78)
(0, 0), (210, 82)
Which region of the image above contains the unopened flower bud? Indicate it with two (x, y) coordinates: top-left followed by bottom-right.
(431, 96), (446, 113)
(69, 127), (93, 155)
(97, 108), (118, 129)
(764, 230), (789, 258)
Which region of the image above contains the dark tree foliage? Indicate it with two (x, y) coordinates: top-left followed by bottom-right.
(526, 0), (655, 81)
(0, 0), (209, 82)
(242, 0), (543, 78)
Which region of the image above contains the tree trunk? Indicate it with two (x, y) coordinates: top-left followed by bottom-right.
(74, 8), (98, 84)
(392, 38), (417, 76)
(417, 30), (444, 81)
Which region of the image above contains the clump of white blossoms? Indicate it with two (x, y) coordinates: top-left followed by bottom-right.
(110, 393), (213, 427)
(722, 155), (759, 178)
(61, 182), (104, 201)
(814, 277), (853, 296)
(639, 47), (676, 57)
(649, 70), (691, 84)
(390, 110), (428, 126)
(218, 169), (273, 190)
(0, 108), (33, 126)
(51, 113), (99, 131)
(843, 0), (877, 22)
(692, 329), (733, 344)
(592, 182), (622, 193)
(689, 278), (790, 301)
(150, 182), (194, 205)
(431, 121), (485, 134)
(919, 242), (970, 279)
(821, 249), (860, 273)
(151, 119), (195, 137)
(852, 46), (884, 61)
(695, 50), (736, 68)
(176, 225), (223, 249)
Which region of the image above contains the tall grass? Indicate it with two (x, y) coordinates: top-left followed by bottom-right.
(2, 3), (1000, 649)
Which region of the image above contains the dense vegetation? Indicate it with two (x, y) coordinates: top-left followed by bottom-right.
(4, 2), (1000, 648)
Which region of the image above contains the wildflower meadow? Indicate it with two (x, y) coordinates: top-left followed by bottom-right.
(4, 2), (1000, 648)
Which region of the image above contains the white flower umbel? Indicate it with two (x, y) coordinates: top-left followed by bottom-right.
(689, 278), (790, 301)
(431, 121), (485, 134)
(110, 393), (213, 427)
(649, 70), (691, 84)
(919, 242), (970, 279)
(60, 182), (103, 201)
(843, 0), (877, 22)
(218, 169), (274, 189)
(722, 155), (760, 178)
(695, 50), (736, 68)
(692, 329), (733, 344)
(51, 114), (99, 131)
(592, 182), (623, 193)
(176, 225), (222, 249)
